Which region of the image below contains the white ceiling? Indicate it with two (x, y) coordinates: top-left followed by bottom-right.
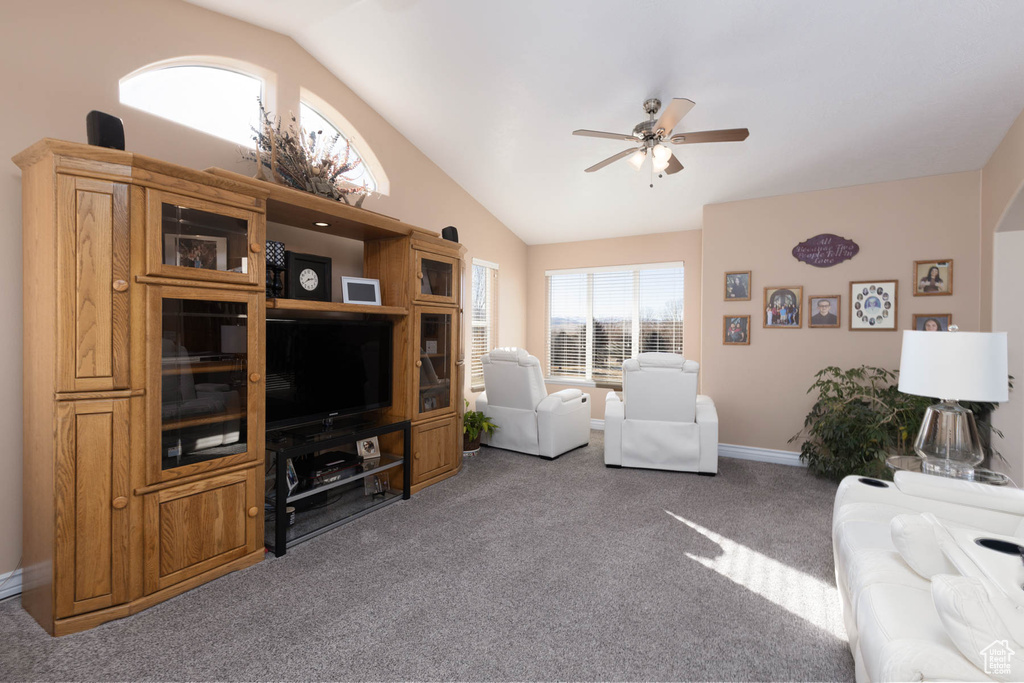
(187, 0), (1024, 245)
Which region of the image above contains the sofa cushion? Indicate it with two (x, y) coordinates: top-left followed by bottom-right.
(932, 574), (1024, 682)
(891, 513), (959, 580)
(856, 582), (964, 682)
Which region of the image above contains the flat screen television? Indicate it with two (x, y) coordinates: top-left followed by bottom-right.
(265, 318), (392, 430)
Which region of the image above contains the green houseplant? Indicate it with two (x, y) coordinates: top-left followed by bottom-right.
(790, 365), (1007, 481)
(463, 400), (498, 453)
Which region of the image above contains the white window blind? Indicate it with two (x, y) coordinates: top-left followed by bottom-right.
(547, 273), (588, 379)
(470, 259), (498, 390)
(546, 263), (684, 385)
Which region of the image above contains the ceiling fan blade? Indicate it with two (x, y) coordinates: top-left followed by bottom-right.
(670, 128), (750, 145)
(653, 98), (695, 137)
(573, 129), (639, 142)
(584, 147), (639, 173)
(664, 153), (684, 175)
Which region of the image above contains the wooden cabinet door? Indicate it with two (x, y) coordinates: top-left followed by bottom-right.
(145, 189), (264, 286)
(413, 251), (460, 305)
(412, 415), (459, 485)
(54, 398), (130, 618)
(143, 468), (259, 594)
(146, 285), (264, 485)
(413, 306), (457, 421)
(56, 175), (130, 392)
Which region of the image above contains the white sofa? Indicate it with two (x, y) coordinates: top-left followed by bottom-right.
(477, 347), (591, 458)
(834, 471), (1024, 682)
(604, 353), (718, 474)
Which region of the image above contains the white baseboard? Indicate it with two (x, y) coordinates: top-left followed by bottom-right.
(591, 418), (605, 431)
(719, 443), (805, 467)
(0, 567), (22, 600)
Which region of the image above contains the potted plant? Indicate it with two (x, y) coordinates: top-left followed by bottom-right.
(789, 365), (1008, 481)
(463, 399), (498, 454)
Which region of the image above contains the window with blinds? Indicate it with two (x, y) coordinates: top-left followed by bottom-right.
(470, 259), (498, 390)
(546, 263), (684, 386)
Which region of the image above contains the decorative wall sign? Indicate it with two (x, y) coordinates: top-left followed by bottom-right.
(792, 234), (860, 267)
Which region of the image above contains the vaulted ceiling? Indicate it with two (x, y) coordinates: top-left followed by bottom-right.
(188, 0), (1024, 245)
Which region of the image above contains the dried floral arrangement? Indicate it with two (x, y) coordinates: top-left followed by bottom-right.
(243, 99), (370, 207)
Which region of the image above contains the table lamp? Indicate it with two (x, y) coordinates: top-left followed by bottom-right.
(898, 328), (1008, 478)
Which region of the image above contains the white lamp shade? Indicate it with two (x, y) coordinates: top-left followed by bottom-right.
(652, 155), (670, 172)
(898, 330), (1008, 402)
(652, 144), (672, 162)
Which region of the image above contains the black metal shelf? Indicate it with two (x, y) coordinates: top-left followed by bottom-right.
(285, 455), (404, 504)
(265, 419), (411, 556)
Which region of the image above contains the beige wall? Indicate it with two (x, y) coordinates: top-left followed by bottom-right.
(702, 172), (982, 452)
(981, 107), (1024, 329)
(523, 231), (703, 420)
(0, 0), (527, 577)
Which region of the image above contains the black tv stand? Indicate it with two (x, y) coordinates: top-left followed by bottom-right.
(265, 419), (411, 556)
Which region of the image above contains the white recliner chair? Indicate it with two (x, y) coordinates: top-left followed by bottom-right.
(476, 348), (591, 458)
(604, 353), (719, 474)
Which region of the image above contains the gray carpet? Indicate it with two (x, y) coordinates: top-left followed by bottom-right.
(1, 432), (855, 682)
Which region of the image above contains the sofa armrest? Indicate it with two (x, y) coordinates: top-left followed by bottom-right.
(894, 471), (1024, 515)
(476, 392), (489, 415)
(695, 395), (719, 474)
(606, 391), (622, 405)
(538, 389), (584, 412)
(604, 391), (624, 466)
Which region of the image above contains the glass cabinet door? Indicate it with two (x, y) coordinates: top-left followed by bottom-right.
(415, 308), (455, 419)
(148, 286), (262, 482)
(146, 189), (263, 286)
(415, 251), (459, 305)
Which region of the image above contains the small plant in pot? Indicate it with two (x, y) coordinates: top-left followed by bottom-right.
(463, 399), (498, 454)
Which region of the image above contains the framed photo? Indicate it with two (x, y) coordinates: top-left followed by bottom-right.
(723, 315), (750, 345)
(913, 314), (952, 331)
(357, 436), (379, 459)
(341, 276), (382, 305)
(808, 295), (841, 328)
(850, 280), (898, 331)
(725, 271), (751, 301)
(913, 259), (952, 296)
(763, 286), (803, 328)
(164, 234), (228, 271)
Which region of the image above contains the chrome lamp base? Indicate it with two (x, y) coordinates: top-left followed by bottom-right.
(914, 399), (984, 479)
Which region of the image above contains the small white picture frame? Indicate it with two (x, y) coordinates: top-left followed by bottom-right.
(341, 276), (382, 305)
(357, 436), (379, 459)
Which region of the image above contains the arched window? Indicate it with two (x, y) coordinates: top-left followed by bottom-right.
(120, 58), (267, 147)
(300, 89), (389, 195)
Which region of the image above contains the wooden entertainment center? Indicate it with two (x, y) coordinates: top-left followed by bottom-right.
(15, 139), (465, 636)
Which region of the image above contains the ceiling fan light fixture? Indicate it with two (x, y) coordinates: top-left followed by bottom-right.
(652, 154), (671, 173)
(652, 143), (672, 163)
(627, 149), (646, 170)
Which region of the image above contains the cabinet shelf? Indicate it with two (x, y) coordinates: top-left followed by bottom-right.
(267, 298), (407, 317)
(161, 361), (241, 376)
(162, 411), (246, 431)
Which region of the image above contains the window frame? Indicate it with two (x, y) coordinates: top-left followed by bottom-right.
(545, 262), (684, 388)
(470, 258), (499, 392)
(119, 56), (274, 148)
(299, 88), (390, 196)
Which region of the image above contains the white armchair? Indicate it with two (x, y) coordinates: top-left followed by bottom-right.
(604, 353), (718, 474)
(476, 348), (591, 458)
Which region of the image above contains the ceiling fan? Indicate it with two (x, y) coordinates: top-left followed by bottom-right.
(573, 98), (749, 180)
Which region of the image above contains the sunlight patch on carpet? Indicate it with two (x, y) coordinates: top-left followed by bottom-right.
(666, 510), (847, 641)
